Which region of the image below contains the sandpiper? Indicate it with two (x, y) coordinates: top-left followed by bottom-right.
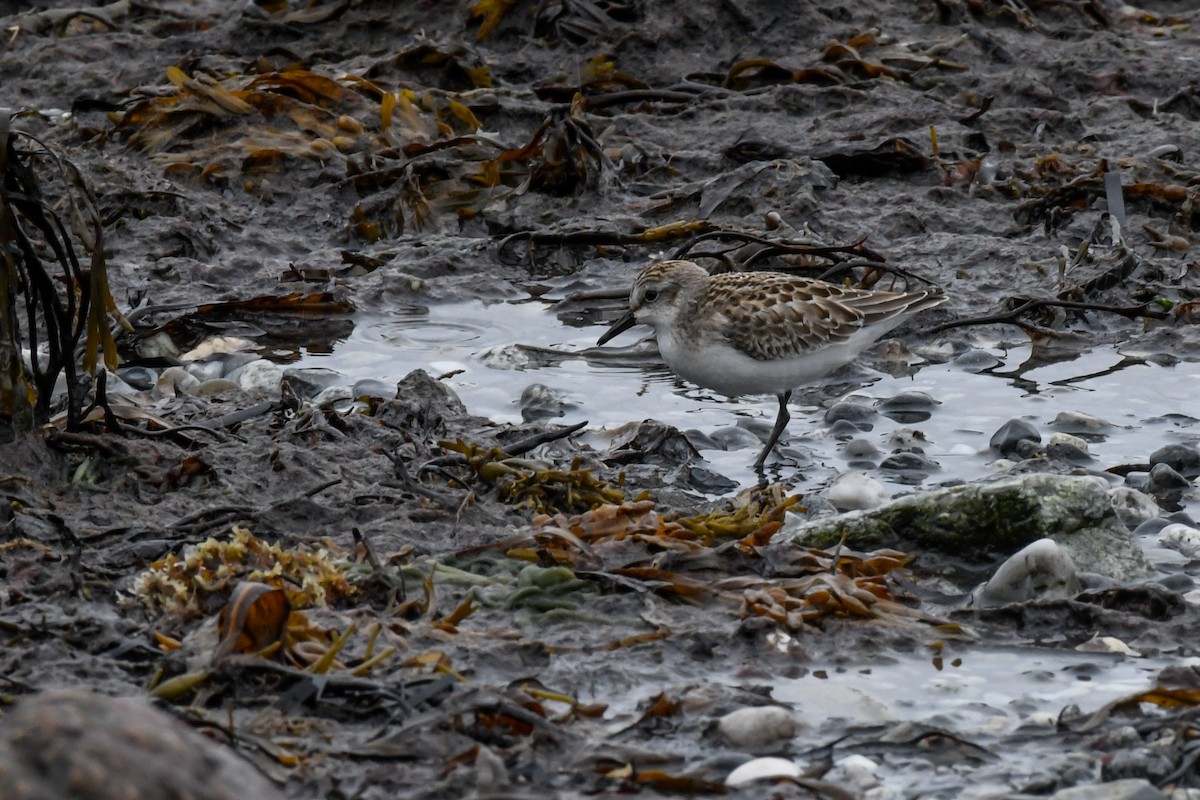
(597, 259), (946, 470)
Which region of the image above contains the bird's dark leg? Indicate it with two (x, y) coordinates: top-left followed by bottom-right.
(753, 390), (792, 471)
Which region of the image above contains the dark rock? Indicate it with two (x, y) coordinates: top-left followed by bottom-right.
(376, 370), (470, 434)
(606, 420), (699, 466)
(1149, 443), (1200, 479)
(1147, 462), (1189, 509)
(876, 391), (939, 423)
(1100, 749), (1173, 785)
(827, 418), (867, 439)
(990, 418), (1041, 455)
(879, 452), (940, 472)
(519, 383), (576, 422)
(824, 401), (878, 425)
(282, 366), (344, 399)
(115, 366), (157, 391)
(1045, 441), (1093, 464)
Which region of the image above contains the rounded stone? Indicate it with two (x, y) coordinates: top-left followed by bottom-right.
(824, 401), (878, 425)
(1108, 487), (1160, 530)
(519, 383), (575, 421)
(1050, 410), (1113, 434)
(1149, 444), (1200, 479)
(877, 391), (939, 423)
(990, 418), (1041, 455)
(116, 366), (157, 391)
(715, 706), (798, 750)
(1148, 462), (1190, 506)
(230, 359), (283, 396)
(952, 349), (1002, 372)
(879, 452), (940, 472)
(828, 471), (889, 511)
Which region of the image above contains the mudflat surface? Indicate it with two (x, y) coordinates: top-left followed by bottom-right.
(3, 1), (1200, 798)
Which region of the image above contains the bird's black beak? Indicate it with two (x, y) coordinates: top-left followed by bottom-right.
(596, 309), (637, 345)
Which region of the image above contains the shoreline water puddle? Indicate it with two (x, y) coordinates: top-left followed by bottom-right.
(293, 299), (1200, 502)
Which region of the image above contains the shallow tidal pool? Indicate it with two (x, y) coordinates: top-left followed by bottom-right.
(292, 297), (1200, 501)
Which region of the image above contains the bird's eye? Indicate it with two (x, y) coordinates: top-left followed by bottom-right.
(644, 289), (659, 303)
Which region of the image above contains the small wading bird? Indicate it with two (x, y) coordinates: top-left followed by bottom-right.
(597, 259), (946, 471)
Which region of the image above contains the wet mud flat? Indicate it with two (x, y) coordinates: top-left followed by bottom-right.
(4, 1), (1200, 798)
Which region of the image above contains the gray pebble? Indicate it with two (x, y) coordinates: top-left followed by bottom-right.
(990, 418), (1041, 455)
(824, 401), (878, 425)
(352, 378), (393, 399)
(1148, 462), (1190, 508)
(952, 349), (1002, 372)
(877, 391), (939, 423)
(283, 367), (346, 399)
(1150, 443), (1200, 479)
(879, 452), (940, 472)
(116, 366), (157, 391)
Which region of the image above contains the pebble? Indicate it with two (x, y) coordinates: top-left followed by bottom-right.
(973, 538), (1079, 606)
(827, 418), (867, 439)
(1049, 432), (1089, 453)
(709, 426), (763, 452)
(102, 373), (138, 397)
(519, 383), (575, 421)
(181, 335), (256, 361)
(1148, 462), (1190, 508)
(313, 385), (353, 405)
(1047, 778), (1167, 800)
(725, 757), (802, 786)
(231, 359), (282, 396)
(1045, 439), (1094, 464)
(1102, 750), (1174, 786)
(351, 378), (393, 399)
(138, 330), (181, 359)
(688, 466), (738, 495)
(876, 391), (939, 423)
(1049, 410), (1113, 434)
(282, 367), (345, 398)
(185, 359), (226, 382)
(1132, 518), (1172, 537)
(715, 706), (798, 750)
(1150, 444), (1200, 479)
(828, 471), (889, 511)
(824, 401), (878, 426)
(952, 349), (1002, 371)
(1076, 635), (1140, 657)
(841, 438), (882, 462)
(824, 755), (881, 794)
(1158, 523), (1200, 558)
(1108, 487), (1160, 530)
(477, 344), (530, 369)
(990, 418), (1041, 455)
(887, 427), (930, 451)
(155, 366), (199, 397)
(1157, 572), (1195, 592)
(878, 452), (940, 472)
(116, 366), (157, 391)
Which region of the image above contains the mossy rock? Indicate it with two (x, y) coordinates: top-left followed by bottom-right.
(787, 474), (1150, 582)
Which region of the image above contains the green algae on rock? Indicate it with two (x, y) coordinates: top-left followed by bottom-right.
(785, 474), (1150, 582)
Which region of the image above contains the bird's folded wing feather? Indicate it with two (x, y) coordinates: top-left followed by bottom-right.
(707, 275), (866, 361)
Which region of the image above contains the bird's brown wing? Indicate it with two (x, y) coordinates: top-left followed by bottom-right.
(704, 273), (866, 361)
